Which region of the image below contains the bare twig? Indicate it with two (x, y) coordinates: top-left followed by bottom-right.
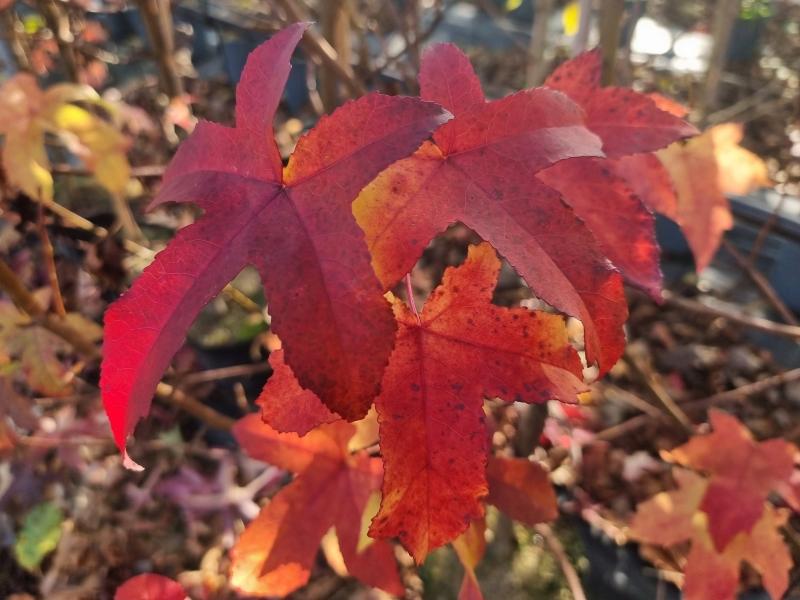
(156, 382), (235, 431)
(682, 368), (800, 412)
(134, 0), (183, 98)
(700, 0), (740, 116)
(0, 8), (31, 71)
(180, 362), (270, 386)
(0, 258), (99, 357)
(526, 0), (555, 87)
(662, 290), (800, 340)
(722, 239), (797, 325)
(625, 345), (694, 433)
(274, 0), (365, 98)
(534, 524), (587, 600)
(318, 0), (352, 110)
(598, 0), (625, 85)
(0, 256), (239, 435)
(37, 0), (79, 82)
(37, 201), (67, 318)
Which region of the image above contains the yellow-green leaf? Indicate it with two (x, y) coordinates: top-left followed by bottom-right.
(14, 502), (64, 571)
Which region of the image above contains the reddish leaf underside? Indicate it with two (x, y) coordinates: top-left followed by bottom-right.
(114, 573), (187, 600)
(230, 415), (402, 597)
(354, 43), (629, 375)
(663, 409), (797, 551)
(101, 23), (451, 466)
(368, 243), (586, 562)
(540, 49), (697, 295)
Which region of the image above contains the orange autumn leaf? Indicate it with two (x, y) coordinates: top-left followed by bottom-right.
(230, 415), (402, 598)
(452, 518), (486, 600)
(661, 409), (797, 550)
(369, 243), (586, 563)
(486, 456), (558, 526)
(630, 468), (793, 600)
(710, 123), (771, 196)
(649, 123), (769, 271)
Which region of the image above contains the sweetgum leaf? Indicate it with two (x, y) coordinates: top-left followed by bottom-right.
(369, 243), (586, 562)
(540, 49), (697, 295)
(630, 467), (793, 600)
(101, 23), (451, 465)
(662, 409), (797, 551)
(355, 43), (629, 374)
(230, 415), (402, 597)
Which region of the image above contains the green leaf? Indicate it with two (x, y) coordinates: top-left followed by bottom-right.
(14, 502), (64, 571)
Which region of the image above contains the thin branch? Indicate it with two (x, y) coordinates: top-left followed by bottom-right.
(0, 257), (237, 434)
(682, 368), (800, 412)
(179, 362), (270, 386)
(700, 0), (740, 116)
(274, 0), (365, 98)
(534, 524), (587, 600)
(662, 290), (800, 340)
(598, 0), (625, 85)
(526, 0), (555, 87)
(0, 258), (99, 358)
(37, 201), (67, 317)
(722, 239), (797, 325)
(37, 0), (79, 82)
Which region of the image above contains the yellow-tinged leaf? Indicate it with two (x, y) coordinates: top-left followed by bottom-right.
(506, 0), (523, 11)
(563, 1), (581, 36)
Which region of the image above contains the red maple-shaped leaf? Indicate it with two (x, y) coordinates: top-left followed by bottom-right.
(662, 409), (797, 551)
(539, 49), (697, 295)
(630, 468), (793, 600)
(354, 43), (628, 374)
(114, 573), (187, 600)
(101, 23), (451, 466)
(369, 243), (586, 562)
(230, 414), (403, 597)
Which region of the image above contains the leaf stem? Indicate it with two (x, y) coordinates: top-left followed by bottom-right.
(405, 273), (421, 324)
(37, 201), (67, 318)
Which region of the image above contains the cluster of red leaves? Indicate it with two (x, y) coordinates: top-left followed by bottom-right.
(98, 22), (747, 598)
(630, 411), (800, 600)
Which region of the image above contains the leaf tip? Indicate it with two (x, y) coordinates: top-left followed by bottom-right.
(122, 450), (145, 472)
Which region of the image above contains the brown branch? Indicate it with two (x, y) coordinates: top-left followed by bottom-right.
(180, 362), (270, 386)
(682, 368), (800, 412)
(700, 0), (740, 116)
(134, 0), (183, 98)
(722, 239), (797, 325)
(0, 258), (99, 358)
(37, 201), (67, 317)
(37, 0), (79, 82)
(534, 524), (587, 600)
(0, 257), (236, 434)
(156, 382), (235, 431)
(624, 344), (694, 433)
(598, 0), (625, 85)
(274, 0), (365, 98)
(662, 290), (800, 340)
(526, 0), (555, 87)
(0, 8), (31, 71)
